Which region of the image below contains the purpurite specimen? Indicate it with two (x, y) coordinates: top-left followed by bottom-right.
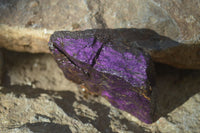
(48, 29), (156, 124)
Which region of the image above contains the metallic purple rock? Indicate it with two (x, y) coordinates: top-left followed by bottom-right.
(48, 29), (156, 124)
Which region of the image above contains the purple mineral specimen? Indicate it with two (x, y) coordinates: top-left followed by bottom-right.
(48, 29), (156, 124)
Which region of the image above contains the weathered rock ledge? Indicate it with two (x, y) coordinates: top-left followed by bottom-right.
(1, 24), (200, 69)
(0, 0), (199, 69)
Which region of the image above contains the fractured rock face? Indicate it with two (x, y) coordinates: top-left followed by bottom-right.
(49, 29), (156, 124)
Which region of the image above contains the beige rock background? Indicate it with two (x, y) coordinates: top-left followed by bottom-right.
(0, 0), (200, 69)
(0, 0), (200, 133)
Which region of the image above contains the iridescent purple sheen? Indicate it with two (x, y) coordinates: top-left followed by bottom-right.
(49, 31), (155, 124)
(55, 37), (102, 65)
(94, 44), (147, 87)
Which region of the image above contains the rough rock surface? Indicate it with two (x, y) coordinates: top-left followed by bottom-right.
(49, 30), (156, 124)
(0, 0), (200, 69)
(0, 49), (3, 85)
(0, 50), (200, 133)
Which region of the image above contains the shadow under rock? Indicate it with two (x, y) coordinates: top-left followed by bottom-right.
(21, 122), (72, 133)
(54, 91), (116, 133)
(2, 63), (200, 131)
(0, 84), (147, 133)
(52, 90), (148, 133)
(154, 63), (200, 120)
(1, 49), (149, 133)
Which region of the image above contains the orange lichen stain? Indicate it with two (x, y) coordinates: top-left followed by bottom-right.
(141, 93), (150, 101)
(149, 86), (152, 91)
(80, 85), (98, 98)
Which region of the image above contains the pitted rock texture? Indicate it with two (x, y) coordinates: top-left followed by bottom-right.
(0, 0), (199, 43)
(0, 0), (200, 69)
